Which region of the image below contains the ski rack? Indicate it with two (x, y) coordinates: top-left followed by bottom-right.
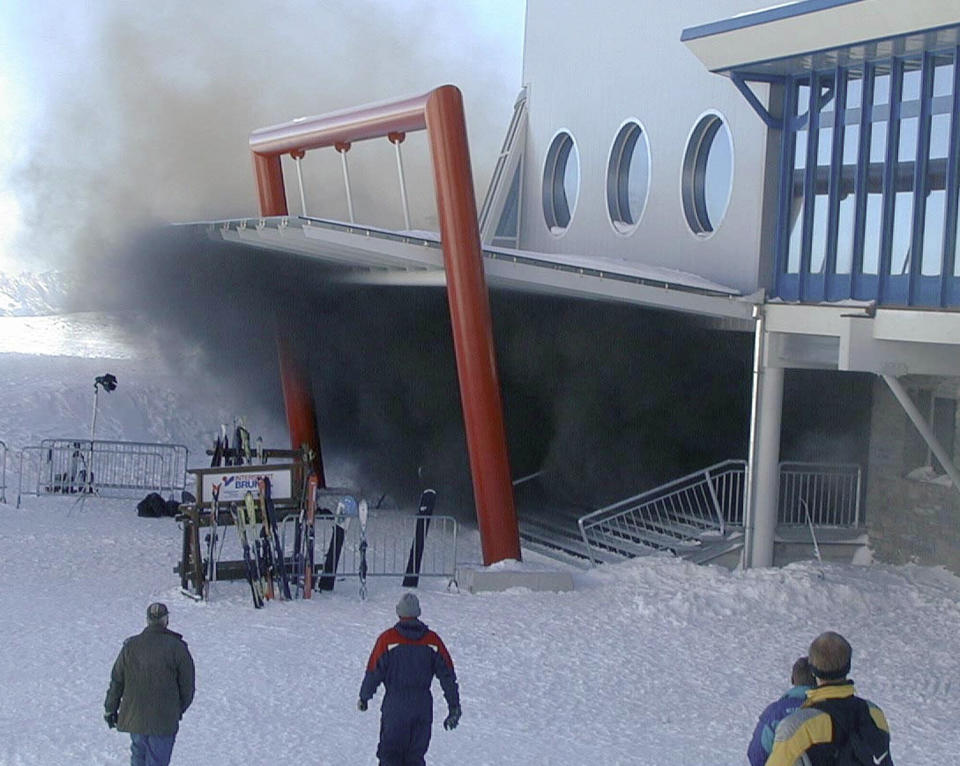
(176, 461), (304, 598)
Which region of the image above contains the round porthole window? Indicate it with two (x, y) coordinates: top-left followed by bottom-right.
(681, 113), (733, 236)
(607, 120), (651, 234)
(542, 131), (580, 235)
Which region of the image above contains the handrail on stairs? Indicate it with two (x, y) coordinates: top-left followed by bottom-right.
(577, 460), (747, 563)
(577, 459), (862, 565)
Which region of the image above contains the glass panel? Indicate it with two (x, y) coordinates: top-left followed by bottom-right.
(956, 188), (960, 277)
(627, 129), (650, 223)
(836, 76), (863, 274)
(901, 66), (922, 101)
(787, 196), (804, 273)
(563, 141), (580, 216)
(787, 84), (810, 273)
(846, 77), (863, 115)
(873, 72), (891, 107)
(933, 60), (954, 99)
(837, 195), (856, 273)
(863, 121), (886, 274)
(703, 121), (732, 229)
(890, 116), (918, 275)
(811, 124), (833, 273)
(925, 59), (954, 276)
(837, 122), (859, 273)
(922, 112), (950, 275)
(890, 70), (921, 276)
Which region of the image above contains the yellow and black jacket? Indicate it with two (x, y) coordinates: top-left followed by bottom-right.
(766, 682), (892, 765)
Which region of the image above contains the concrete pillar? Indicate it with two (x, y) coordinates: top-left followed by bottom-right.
(748, 365), (784, 567)
(743, 306), (784, 569)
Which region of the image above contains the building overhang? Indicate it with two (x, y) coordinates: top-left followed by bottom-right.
(179, 216), (755, 323)
(764, 302), (960, 377)
(681, 0), (960, 78)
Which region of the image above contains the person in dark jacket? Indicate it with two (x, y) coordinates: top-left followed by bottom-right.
(767, 631), (893, 766)
(747, 656), (816, 766)
(358, 592), (461, 765)
(104, 603), (195, 766)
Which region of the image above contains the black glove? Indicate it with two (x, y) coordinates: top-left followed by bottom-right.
(443, 705), (461, 730)
(357, 698), (368, 712)
(104, 712), (118, 729)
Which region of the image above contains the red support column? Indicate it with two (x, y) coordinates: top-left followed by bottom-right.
(277, 334), (325, 485)
(252, 149), (325, 484)
(249, 85), (521, 564)
(252, 153), (288, 218)
(424, 86), (521, 564)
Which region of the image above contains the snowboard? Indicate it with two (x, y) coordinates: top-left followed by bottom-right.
(402, 489), (437, 588)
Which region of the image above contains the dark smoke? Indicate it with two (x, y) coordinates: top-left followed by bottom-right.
(12, 1), (873, 518)
(73, 225), (759, 515)
(5, 0), (523, 271)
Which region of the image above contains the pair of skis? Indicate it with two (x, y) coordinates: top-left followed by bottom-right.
(300, 474), (319, 598)
(237, 479), (292, 607)
(202, 484), (222, 600)
(232, 495), (264, 608)
(209, 420), (253, 467)
(258, 477), (292, 600)
(296, 475), (367, 598)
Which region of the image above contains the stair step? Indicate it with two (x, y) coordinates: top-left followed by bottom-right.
(520, 519), (643, 560)
(684, 537), (744, 565)
(518, 524), (623, 564)
(518, 537), (593, 569)
(593, 518), (703, 547)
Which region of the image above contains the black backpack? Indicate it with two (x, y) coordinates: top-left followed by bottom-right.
(808, 696), (893, 765)
(136, 492), (167, 518)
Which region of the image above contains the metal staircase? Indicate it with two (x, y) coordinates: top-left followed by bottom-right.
(576, 461), (747, 564)
(518, 460), (862, 566)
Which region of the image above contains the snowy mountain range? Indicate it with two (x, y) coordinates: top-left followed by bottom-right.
(0, 270), (76, 316)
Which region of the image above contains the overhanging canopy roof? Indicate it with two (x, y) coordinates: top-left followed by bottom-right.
(180, 216), (755, 322)
(682, 0), (960, 77)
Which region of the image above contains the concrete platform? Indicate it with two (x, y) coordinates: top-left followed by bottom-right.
(456, 563), (575, 593)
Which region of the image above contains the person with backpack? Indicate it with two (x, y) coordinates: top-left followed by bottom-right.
(357, 592), (461, 765)
(766, 631), (893, 765)
(747, 656), (816, 766)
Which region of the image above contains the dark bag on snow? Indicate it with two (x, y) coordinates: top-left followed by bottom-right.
(136, 492), (167, 518)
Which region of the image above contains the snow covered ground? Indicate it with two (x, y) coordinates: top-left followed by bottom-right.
(2, 311), (960, 765)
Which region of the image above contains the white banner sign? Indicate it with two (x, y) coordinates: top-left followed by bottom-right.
(202, 468), (293, 503)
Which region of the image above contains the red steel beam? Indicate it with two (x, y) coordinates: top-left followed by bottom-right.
(276, 333), (325, 485)
(250, 85), (520, 564)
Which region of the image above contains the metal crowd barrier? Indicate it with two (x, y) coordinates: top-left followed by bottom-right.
(0, 440), (7, 504)
(16, 439), (189, 507)
(280, 510), (459, 583)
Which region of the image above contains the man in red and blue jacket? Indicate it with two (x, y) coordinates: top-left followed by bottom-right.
(358, 592), (461, 765)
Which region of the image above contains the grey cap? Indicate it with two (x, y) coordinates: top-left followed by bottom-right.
(147, 602), (169, 623)
(396, 592), (421, 619)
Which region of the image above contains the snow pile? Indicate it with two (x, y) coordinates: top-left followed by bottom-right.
(1, 312), (959, 765)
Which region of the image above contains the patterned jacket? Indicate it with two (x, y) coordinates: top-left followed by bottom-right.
(766, 682), (892, 766)
(747, 685), (812, 766)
